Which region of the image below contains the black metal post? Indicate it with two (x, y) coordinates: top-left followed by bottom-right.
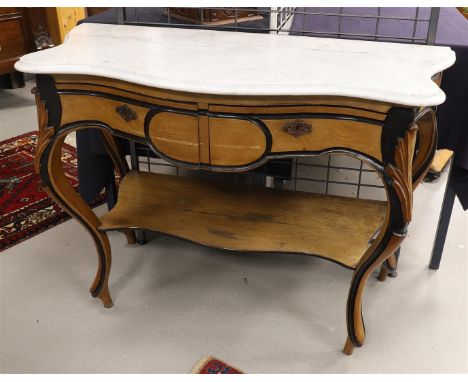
(430, 157), (456, 269)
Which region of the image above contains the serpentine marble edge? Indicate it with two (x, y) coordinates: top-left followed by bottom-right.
(15, 23), (455, 106)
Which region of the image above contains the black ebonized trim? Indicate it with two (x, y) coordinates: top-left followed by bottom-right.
(37, 75), (62, 131)
(346, 225), (393, 347)
(346, 105), (419, 347)
(58, 89), (386, 172)
(412, 108), (438, 184)
(56, 81), (199, 106)
(61, 120), (148, 145)
(57, 89), (384, 126)
(211, 148), (383, 174)
(346, 164), (407, 347)
(56, 81), (389, 115)
(248, 112), (384, 126)
(381, 107), (417, 166)
(58, 89), (197, 115)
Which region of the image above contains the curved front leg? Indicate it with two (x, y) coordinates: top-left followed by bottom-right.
(34, 88), (113, 308)
(344, 125), (418, 355)
(344, 233), (403, 354)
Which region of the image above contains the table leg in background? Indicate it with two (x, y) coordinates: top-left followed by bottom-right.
(129, 141), (147, 245)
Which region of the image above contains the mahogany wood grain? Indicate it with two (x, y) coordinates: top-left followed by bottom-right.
(98, 171), (387, 269)
(0, 8), (18, 16)
(0, 17), (26, 60)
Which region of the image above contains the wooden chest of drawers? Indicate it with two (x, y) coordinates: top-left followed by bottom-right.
(0, 8), (28, 75)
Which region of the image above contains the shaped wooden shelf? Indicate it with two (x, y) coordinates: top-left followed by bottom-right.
(98, 171), (387, 269)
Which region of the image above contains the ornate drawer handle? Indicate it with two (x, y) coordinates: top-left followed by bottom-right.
(115, 104), (137, 122)
(283, 119), (312, 138)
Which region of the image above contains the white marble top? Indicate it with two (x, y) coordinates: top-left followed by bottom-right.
(15, 23), (455, 106)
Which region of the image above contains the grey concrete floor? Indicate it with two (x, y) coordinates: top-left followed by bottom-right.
(0, 82), (467, 373)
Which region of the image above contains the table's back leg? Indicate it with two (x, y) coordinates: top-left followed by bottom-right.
(128, 140), (147, 245)
(98, 130), (136, 245)
(377, 249), (399, 281)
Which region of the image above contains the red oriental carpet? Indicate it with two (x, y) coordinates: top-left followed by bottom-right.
(192, 356), (243, 374)
(0, 131), (105, 252)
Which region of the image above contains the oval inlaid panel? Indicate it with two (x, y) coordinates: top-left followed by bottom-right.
(147, 112), (199, 164)
(209, 117), (267, 167)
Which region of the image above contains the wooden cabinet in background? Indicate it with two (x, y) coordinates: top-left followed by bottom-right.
(0, 7), (86, 88)
(0, 7), (29, 87)
(45, 7), (86, 45)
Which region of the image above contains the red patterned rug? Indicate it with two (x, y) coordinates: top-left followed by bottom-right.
(0, 131), (105, 252)
(192, 356), (243, 374)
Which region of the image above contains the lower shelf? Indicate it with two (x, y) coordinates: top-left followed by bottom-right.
(98, 171), (387, 269)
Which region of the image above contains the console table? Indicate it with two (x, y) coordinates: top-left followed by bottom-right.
(15, 23), (455, 355)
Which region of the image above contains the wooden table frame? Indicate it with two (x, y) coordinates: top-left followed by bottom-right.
(33, 73), (437, 355)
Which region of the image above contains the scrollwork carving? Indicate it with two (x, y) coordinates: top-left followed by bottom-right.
(385, 124), (418, 225)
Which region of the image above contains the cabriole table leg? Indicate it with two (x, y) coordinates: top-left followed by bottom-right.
(33, 87), (114, 308)
(344, 125), (418, 354)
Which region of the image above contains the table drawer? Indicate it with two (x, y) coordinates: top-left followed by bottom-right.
(209, 114), (383, 168)
(60, 94), (150, 138)
(267, 117), (383, 161)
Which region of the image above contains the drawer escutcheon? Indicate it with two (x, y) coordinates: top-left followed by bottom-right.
(115, 104), (137, 122)
(283, 119), (312, 138)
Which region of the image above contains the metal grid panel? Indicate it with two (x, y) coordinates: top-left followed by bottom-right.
(115, 7), (294, 33)
(114, 7), (439, 43)
(290, 7), (439, 44)
(127, 151), (386, 201)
